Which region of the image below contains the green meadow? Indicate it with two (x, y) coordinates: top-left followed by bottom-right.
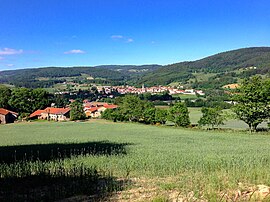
(1, 120), (270, 200)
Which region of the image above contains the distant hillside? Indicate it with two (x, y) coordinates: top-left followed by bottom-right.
(1, 47), (269, 89)
(136, 47), (270, 88)
(0, 65), (161, 88)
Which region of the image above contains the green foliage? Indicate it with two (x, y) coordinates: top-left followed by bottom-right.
(198, 107), (226, 129)
(136, 47), (270, 87)
(155, 108), (168, 125)
(168, 102), (190, 127)
(54, 94), (69, 108)
(233, 76), (270, 132)
(102, 95), (168, 125)
(139, 91), (172, 101)
(143, 107), (157, 124)
(0, 85), (11, 109)
(120, 95), (147, 122)
(8, 88), (50, 114)
(0, 65), (161, 88)
(70, 101), (86, 121)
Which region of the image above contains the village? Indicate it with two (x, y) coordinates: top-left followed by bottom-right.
(56, 84), (205, 96)
(0, 85), (205, 124)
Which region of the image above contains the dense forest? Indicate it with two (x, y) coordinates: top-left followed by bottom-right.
(136, 47), (270, 87)
(0, 65), (160, 88)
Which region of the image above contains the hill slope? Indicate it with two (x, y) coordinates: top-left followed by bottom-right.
(0, 47), (269, 89)
(137, 47), (270, 87)
(0, 65), (160, 88)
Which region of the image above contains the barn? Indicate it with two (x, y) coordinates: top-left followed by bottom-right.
(0, 108), (18, 124)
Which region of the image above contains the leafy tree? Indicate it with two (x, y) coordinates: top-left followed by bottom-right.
(0, 85), (11, 109)
(8, 88), (33, 114)
(155, 108), (167, 125)
(101, 108), (123, 122)
(70, 101), (86, 121)
(233, 76), (270, 132)
(168, 102), (190, 127)
(31, 88), (50, 110)
(198, 107), (226, 129)
(143, 107), (156, 124)
(8, 88), (50, 115)
(54, 94), (69, 108)
(120, 95), (146, 122)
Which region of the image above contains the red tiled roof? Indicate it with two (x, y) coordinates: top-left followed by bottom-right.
(87, 107), (99, 112)
(29, 108), (70, 118)
(44, 107), (70, 115)
(29, 109), (46, 118)
(0, 108), (18, 116)
(84, 102), (108, 107)
(104, 104), (118, 109)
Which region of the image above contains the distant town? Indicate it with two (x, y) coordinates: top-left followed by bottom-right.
(56, 84), (205, 96)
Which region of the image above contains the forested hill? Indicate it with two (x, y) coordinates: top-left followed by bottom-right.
(136, 47), (270, 87)
(1, 47), (270, 89)
(0, 65), (160, 88)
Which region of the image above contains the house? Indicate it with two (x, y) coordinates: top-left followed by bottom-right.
(0, 108), (18, 124)
(29, 107), (70, 121)
(84, 104), (118, 118)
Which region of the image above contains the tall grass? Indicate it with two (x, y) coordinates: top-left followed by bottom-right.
(0, 121), (270, 200)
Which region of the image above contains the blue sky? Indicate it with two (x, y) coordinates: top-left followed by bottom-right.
(0, 0), (269, 70)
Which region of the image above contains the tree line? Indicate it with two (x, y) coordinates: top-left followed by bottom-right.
(102, 95), (190, 127)
(103, 76), (270, 132)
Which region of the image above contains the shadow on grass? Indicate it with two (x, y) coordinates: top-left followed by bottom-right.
(0, 141), (132, 164)
(0, 141), (133, 201)
(0, 165), (131, 201)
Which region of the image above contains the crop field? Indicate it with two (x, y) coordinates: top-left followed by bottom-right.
(0, 121), (270, 201)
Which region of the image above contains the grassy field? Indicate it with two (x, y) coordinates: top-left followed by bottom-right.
(1, 120), (270, 201)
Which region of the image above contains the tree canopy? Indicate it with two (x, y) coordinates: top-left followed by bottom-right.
(233, 76), (270, 131)
(198, 107), (226, 129)
(70, 101), (86, 121)
(168, 102), (190, 127)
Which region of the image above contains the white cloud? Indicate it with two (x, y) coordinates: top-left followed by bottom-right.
(64, 49), (86, 54)
(111, 35), (124, 39)
(111, 35), (134, 43)
(6, 64), (14, 67)
(0, 48), (23, 55)
(126, 38), (134, 43)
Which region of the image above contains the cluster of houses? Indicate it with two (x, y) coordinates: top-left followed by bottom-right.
(83, 101), (118, 118)
(0, 101), (118, 124)
(96, 85), (205, 96)
(28, 101), (118, 122)
(55, 85), (204, 97)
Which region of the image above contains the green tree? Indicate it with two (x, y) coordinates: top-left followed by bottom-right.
(54, 94), (69, 108)
(120, 95), (146, 122)
(155, 108), (167, 125)
(198, 107), (226, 129)
(8, 88), (33, 114)
(143, 107), (156, 124)
(0, 85), (11, 109)
(8, 88), (50, 115)
(233, 76), (270, 132)
(70, 101), (86, 121)
(168, 102), (190, 127)
(31, 88), (50, 111)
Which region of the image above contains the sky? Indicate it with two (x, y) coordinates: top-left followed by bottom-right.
(0, 0), (270, 70)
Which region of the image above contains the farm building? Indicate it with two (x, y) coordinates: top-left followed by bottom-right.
(0, 108), (18, 124)
(84, 103), (118, 118)
(29, 107), (70, 121)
